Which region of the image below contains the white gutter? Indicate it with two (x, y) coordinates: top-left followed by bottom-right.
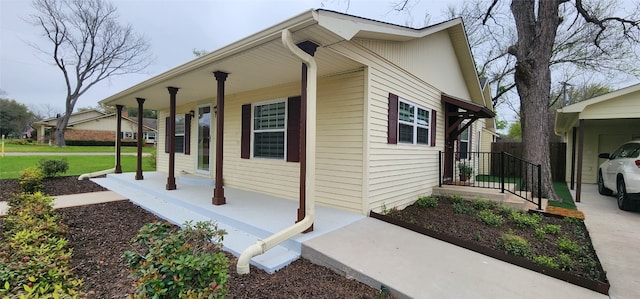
(78, 168), (116, 180)
(237, 28), (317, 274)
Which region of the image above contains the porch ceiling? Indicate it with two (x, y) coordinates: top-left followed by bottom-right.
(101, 26), (363, 110)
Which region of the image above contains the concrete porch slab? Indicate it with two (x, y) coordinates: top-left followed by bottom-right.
(90, 172), (365, 273)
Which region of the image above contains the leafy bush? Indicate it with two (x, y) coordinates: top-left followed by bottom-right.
(7, 139), (31, 145)
(497, 205), (514, 216)
(0, 192), (84, 298)
(543, 224), (561, 235)
(534, 255), (559, 269)
(38, 158), (69, 178)
(509, 211), (542, 229)
(499, 233), (531, 258)
(452, 202), (474, 215)
(556, 253), (574, 271)
(557, 237), (582, 255)
(18, 167), (44, 193)
(477, 210), (504, 227)
(415, 196), (438, 208)
(472, 199), (498, 210)
(123, 221), (229, 298)
(451, 194), (464, 204)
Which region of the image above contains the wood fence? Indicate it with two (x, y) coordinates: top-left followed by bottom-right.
(490, 142), (566, 181)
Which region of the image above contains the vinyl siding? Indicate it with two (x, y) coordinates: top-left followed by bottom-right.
(327, 42), (444, 213)
(580, 92), (640, 119)
(355, 30), (471, 100)
(73, 117), (141, 132)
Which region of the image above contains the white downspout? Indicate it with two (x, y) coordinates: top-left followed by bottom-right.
(237, 29), (317, 274)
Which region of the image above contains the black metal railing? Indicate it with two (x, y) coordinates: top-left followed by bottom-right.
(438, 151), (542, 210)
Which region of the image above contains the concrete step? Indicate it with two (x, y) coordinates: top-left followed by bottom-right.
(92, 176), (299, 274)
(432, 185), (541, 211)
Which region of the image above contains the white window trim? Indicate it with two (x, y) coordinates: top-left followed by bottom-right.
(195, 104), (212, 175)
(251, 98), (287, 160)
(398, 98), (431, 146)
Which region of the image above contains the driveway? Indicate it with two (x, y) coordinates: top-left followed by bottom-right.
(575, 184), (640, 299)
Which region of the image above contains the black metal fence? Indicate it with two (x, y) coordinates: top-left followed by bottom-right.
(439, 151), (542, 210)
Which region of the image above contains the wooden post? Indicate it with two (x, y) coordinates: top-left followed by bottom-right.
(115, 105), (123, 174)
(135, 98), (145, 180)
(166, 87), (179, 190)
(212, 71), (228, 205)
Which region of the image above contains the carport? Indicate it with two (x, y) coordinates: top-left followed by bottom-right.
(555, 83), (640, 202)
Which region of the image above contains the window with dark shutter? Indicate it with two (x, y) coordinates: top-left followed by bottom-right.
(241, 104), (251, 159)
(431, 110), (437, 147)
(184, 114), (191, 155)
(287, 96), (301, 162)
(387, 93), (398, 144)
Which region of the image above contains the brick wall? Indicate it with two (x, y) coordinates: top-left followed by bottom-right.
(65, 129), (116, 141)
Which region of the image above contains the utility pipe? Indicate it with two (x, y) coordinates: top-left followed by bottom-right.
(237, 28), (317, 274)
(78, 168), (116, 180)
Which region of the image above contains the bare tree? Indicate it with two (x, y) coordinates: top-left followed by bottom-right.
(393, 0), (639, 201)
(29, 103), (62, 120)
(29, 0), (151, 146)
(493, 0), (639, 200)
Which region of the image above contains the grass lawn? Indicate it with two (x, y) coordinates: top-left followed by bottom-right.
(2, 143), (154, 153)
(0, 155), (156, 179)
(548, 181), (578, 210)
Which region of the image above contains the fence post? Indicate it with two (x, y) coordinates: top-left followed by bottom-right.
(500, 152), (505, 193)
(438, 151), (442, 187)
(537, 164), (542, 210)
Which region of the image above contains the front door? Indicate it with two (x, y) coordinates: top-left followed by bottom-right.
(197, 105), (212, 174)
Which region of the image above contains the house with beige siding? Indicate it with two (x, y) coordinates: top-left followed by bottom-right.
(555, 83), (640, 202)
(99, 10), (494, 216)
(33, 109), (157, 144)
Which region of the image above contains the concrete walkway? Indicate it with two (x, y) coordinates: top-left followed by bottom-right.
(303, 217), (607, 299)
(574, 184), (640, 299)
(0, 191), (127, 216)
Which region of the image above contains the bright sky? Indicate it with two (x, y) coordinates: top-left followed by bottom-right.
(1, 0), (638, 123)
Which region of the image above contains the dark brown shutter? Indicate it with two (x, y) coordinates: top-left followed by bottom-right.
(468, 123), (473, 153)
(241, 104), (251, 159)
(387, 93), (398, 144)
(184, 114), (191, 155)
(431, 110), (437, 147)
(164, 117), (170, 153)
(287, 96), (301, 162)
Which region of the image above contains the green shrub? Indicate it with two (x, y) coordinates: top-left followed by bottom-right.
(543, 224), (561, 235)
(18, 167), (44, 193)
(556, 253), (574, 271)
(147, 148), (157, 167)
(123, 221), (229, 299)
(415, 196), (438, 208)
(509, 211), (542, 229)
(477, 210), (504, 227)
(0, 192), (84, 298)
(497, 205), (514, 216)
(452, 202), (474, 215)
(472, 199), (498, 210)
(534, 255), (559, 269)
(534, 227), (546, 240)
(557, 237), (582, 255)
(499, 233), (531, 258)
(38, 158), (69, 178)
(451, 194), (464, 204)
(8, 139), (31, 145)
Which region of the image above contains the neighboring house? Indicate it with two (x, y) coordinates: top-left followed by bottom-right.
(555, 83), (640, 201)
(32, 109), (157, 144)
(99, 10), (494, 215)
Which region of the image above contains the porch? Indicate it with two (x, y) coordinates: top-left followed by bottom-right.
(90, 172), (365, 274)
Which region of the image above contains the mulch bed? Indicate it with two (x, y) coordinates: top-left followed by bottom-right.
(376, 196), (609, 294)
(0, 176), (108, 201)
(1, 177), (389, 298)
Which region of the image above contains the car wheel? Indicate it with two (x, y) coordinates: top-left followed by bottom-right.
(598, 171), (613, 196)
(617, 178), (634, 211)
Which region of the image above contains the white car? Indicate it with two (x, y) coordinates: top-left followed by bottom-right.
(598, 140), (640, 211)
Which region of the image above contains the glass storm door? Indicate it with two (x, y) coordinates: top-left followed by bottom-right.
(197, 105), (211, 173)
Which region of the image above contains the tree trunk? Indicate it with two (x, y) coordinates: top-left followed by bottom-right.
(54, 108), (72, 147)
(510, 0), (562, 201)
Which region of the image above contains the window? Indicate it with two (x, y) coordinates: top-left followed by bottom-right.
(164, 114), (191, 154)
(253, 101), (286, 159)
(241, 97), (300, 161)
(397, 98), (430, 145)
(459, 126), (469, 159)
(175, 115), (186, 153)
